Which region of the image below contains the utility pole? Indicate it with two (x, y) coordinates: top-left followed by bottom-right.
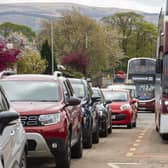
(51, 20), (54, 74)
(85, 32), (88, 49)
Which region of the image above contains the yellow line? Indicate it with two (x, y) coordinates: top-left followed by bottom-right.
(136, 139), (141, 143)
(133, 143), (139, 147)
(130, 148), (137, 151)
(126, 152), (134, 157)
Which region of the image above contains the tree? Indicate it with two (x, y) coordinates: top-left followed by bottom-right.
(17, 49), (47, 74)
(102, 12), (157, 71)
(40, 40), (53, 74)
(103, 12), (143, 54)
(61, 50), (89, 75)
(38, 10), (124, 77)
(0, 40), (20, 71)
(0, 22), (35, 40)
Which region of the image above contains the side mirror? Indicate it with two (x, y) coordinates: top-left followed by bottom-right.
(130, 99), (137, 104)
(91, 97), (101, 105)
(105, 100), (112, 105)
(0, 112), (19, 134)
(67, 97), (81, 106)
(156, 59), (163, 73)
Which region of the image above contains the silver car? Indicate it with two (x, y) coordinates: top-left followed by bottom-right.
(0, 87), (27, 168)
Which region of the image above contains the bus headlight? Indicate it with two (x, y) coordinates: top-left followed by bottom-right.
(120, 104), (131, 111)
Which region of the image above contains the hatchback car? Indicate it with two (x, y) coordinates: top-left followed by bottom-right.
(69, 78), (99, 148)
(92, 87), (112, 137)
(0, 86), (27, 168)
(0, 74), (83, 168)
(102, 89), (137, 128)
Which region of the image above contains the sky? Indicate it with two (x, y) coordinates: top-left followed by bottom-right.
(0, 0), (164, 13)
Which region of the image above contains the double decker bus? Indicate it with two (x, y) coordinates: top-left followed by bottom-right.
(155, 0), (168, 139)
(127, 58), (156, 112)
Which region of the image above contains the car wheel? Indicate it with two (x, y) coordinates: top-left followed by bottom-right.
(55, 133), (71, 168)
(71, 128), (83, 158)
(92, 126), (99, 144)
(161, 134), (168, 140)
(102, 122), (108, 137)
(108, 121), (112, 134)
(19, 150), (27, 168)
(132, 122), (136, 128)
(83, 130), (92, 149)
(127, 122), (132, 129)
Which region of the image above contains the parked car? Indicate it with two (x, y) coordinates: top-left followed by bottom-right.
(0, 86), (27, 168)
(102, 88), (138, 128)
(0, 74), (83, 168)
(92, 87), (112, 137)
(69, 78), (99, 148)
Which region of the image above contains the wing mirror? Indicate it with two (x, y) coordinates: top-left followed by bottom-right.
(67, 97), (81, 106)
(0, 112), (19, 134)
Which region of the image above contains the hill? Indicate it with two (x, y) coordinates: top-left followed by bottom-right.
(0, 3), (159, 31)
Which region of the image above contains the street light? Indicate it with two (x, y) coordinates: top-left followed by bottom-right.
(50, 20), (54, 74)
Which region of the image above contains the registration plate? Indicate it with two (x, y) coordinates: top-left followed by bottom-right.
(112, 115), (116, 120)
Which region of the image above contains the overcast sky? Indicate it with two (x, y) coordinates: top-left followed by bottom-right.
(0, 0), (164, 13)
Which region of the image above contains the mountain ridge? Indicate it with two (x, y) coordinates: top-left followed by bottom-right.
(0, 3), (159, 31)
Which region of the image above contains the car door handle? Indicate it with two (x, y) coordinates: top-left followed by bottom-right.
(10, 130), (15, 136)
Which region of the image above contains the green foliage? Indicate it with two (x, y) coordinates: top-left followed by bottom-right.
(0, 22), (35, 40)
(17, 49), (47, 74)
(102, 12), (157, 60)
(38, 10), (124, 77)
(40, 40), (57, 74)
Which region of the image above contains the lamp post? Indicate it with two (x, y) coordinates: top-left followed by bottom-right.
(50, 20), (54, 74)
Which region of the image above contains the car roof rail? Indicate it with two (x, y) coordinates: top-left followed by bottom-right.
(0, 70), (16, 79)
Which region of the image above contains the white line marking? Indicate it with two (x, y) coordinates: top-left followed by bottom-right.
(107, 162), (140, 168)
(107, 163), (120, 168)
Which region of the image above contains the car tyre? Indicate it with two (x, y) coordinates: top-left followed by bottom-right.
(127, 122), (132, 129)
(161, 134), (168, 140)
(133, 122), (136, 128)
(92, 127), (99, 144)
(19, 150), (27, 168)
(71, 128), (83, 158)
(83, 130), (92, 149)
(108, 121), (112, 134)
(55, 133), (71, 168)
(102, 122), (108, 137)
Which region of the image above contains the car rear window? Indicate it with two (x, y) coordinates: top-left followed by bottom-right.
(0, 81), (62, 102)
(102, 90), (128, 102)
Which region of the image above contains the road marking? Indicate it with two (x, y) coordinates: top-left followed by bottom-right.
(136, 139), (141, 142)
(130, 148), (136, 151)
(138, 135), (143, 139)
(133, 143), (139, 147)
(126, 152), (134, 157)
(107, 162), (140, 168)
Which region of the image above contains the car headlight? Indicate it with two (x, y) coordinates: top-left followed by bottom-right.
(120, 104), (131, 111)
(165, 101), (168, 106)
(39, 113), (61, 125)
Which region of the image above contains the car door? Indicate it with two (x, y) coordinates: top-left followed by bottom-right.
(0, 88), (24, 168)
(63, 81), (79, 145)
(0, 89), (15, 168)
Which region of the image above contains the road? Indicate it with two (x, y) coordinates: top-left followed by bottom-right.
(28, 113), (168, 168)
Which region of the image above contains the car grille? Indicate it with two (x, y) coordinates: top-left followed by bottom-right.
(20, 115), (41, 127)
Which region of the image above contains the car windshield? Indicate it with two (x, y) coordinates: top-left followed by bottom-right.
(70, 83), (85, 99)
(0, 81), (62, 102)
(102, 90), (128, 102)
(92, 89), (101, 98)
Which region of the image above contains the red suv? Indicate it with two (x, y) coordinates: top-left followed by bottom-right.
(0, 74), (83, 168)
